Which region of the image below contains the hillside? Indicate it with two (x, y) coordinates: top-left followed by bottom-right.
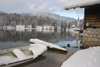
(0, 12), (56, 26)
(30, 12), (77, 24)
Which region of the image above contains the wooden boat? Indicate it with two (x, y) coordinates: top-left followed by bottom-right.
(0, 44), (47, 67)
(0, 46), (32, 67)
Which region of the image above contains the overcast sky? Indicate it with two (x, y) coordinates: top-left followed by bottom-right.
(0, 0), (84, 19)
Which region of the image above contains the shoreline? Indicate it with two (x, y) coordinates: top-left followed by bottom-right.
(14, 47), (79, 67)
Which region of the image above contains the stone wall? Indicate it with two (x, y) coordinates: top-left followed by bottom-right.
(83, 28), (100, 43)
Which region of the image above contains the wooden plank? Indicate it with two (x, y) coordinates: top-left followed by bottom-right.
(83, 42), (100, 45)
(92, 25), (100, 26)
(86, 17), (100, 19)
(86, 15), (100, 17)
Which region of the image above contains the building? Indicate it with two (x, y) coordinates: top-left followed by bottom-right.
(64, 0), (100, 46)
(72, 24), (75, 28)
(77, 17), (80, 28)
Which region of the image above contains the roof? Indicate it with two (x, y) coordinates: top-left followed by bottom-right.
(64, 0), (100, 10)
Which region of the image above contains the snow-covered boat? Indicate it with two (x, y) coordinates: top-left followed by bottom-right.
(30, 38), (67, 52)
(0, 44), (47, 67)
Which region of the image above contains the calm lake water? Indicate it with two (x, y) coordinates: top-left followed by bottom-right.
(0, 29), (82, 50)
(0, 29), (83, 67)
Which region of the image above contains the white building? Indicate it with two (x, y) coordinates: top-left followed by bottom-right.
(16, 25), (25, 32)
(77, 17), (80, 27)
(72, 25), (75, 28)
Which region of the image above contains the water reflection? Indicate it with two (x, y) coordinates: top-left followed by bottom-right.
(0, 29), (82, 49)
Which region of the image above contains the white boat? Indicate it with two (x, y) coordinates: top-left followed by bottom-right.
(30, 38), (67, 51)
(0, 44), (47, 67)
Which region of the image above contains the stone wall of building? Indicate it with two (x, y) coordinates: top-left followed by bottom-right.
(83, 28), (100, 43)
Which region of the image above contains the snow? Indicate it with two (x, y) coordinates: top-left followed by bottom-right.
(29, 38), (67, 51)
(64, 0), (100, 9)
(0, 56), (19, 65)
(0, 55), (33, 66)
(0, 48), (33, 66)
(13, 49), (27, 60)
(61, 46), (100, 67)
(29, 44), (47, 58)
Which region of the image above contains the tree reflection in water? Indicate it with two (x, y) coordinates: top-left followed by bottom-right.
(0, 29), (82, 49)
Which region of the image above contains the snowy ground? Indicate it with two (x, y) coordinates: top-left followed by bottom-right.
(61, 46), (100, 67)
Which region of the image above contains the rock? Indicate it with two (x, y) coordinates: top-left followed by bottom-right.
(62, 46), (66, 48)
(73, 46), (78, 48)
(67, 44), (70, 47)
(80, 41), (82, 44)
(30, 42), (35, 44)
(80, 45), (90, 49)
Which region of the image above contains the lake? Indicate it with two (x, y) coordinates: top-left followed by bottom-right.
(0, 29), (82, 50)
(0, 29), (83, 67)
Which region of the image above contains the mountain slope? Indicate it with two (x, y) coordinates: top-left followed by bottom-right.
(31, 12), (76, 24)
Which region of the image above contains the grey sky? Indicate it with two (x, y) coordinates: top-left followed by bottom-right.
(0, 0), (84, 19)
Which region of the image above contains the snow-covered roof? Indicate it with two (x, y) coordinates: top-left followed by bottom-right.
(64, 0), (100, 10)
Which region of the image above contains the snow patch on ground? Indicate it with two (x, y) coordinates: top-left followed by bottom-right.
(61, 46), (100, 67)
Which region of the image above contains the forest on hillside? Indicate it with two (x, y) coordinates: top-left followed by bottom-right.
(0, 13), (57, 28)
